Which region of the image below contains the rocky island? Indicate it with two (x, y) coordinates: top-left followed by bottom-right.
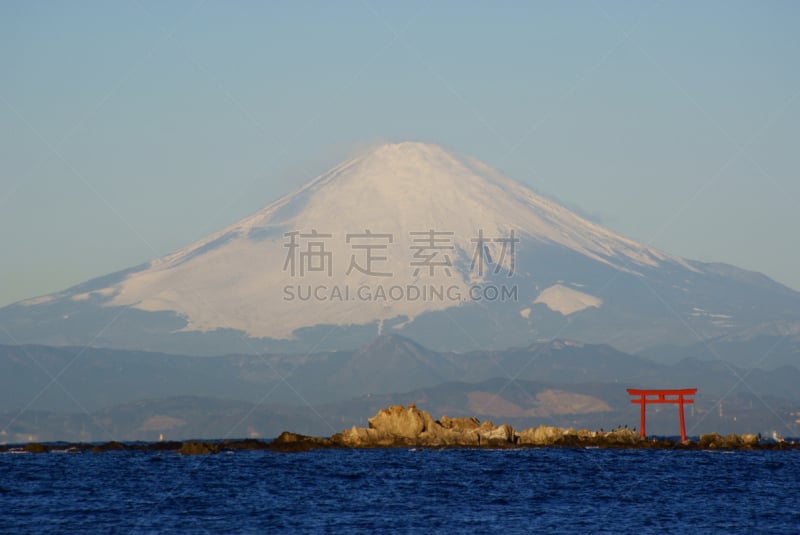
(269, 403), (786, 452)
(2, 404), (796, 454)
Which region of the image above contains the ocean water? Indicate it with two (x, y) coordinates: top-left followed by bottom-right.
(1, 447), (798, 533)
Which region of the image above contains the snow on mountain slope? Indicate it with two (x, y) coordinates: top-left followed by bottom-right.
(534, 284), (603, 315)
(53, 142), (697, 340)
(154, 142), (691, 273)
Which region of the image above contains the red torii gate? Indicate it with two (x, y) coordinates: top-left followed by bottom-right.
(627, 388), (697, 442)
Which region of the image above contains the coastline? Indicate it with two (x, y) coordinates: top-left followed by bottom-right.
(1, 405), (797, 454)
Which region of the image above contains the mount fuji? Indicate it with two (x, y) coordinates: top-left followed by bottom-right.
(2, 142), (799, 355)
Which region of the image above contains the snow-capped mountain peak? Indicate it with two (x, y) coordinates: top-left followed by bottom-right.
(58, 141), (698, 340)
(163, 142), (690, 273)
(8, 141), (796, 355)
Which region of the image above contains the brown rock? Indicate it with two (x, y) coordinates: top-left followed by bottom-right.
(699, 433), (723, 448)
(270, 432), (333, 452)
(517, 425), (564, 446)
(23, 442), (48, 454)
(333, 426), (393, 448)
(144, 441), (183, 452)
(221, 439), (270, 451)
(479, 423), (515, 444)
(367, 404), (437, 438)
(438, 415), (481, 431)
(178, 441), (220, 455)
(602, 429), (640, 446)
(740, 434), (759, 447)
(699, 432), (749, 449)
(332, 405), (516, 448)
(92, 441), (127, 453)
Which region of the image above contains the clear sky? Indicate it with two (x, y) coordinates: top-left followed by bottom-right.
(1, 1), (798, 307)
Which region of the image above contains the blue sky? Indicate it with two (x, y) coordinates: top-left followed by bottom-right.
(1, 1), (799, 307)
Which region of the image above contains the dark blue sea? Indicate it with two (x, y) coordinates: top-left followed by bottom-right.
(1, 447), (798, 533)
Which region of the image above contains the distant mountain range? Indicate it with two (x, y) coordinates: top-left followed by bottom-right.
(1, 142), (798, 355)
(2, 335), (798, 443)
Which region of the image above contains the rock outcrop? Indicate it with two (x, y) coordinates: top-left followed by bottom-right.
(269, 432), (335, 453)
(178, 441), (220, 455)
(23, 442), (48, 453)
(320, 404), (653, 448)
(517, 425), (565, 446)
(698, 432), (761, 449)
(329, 404), (517, 448)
